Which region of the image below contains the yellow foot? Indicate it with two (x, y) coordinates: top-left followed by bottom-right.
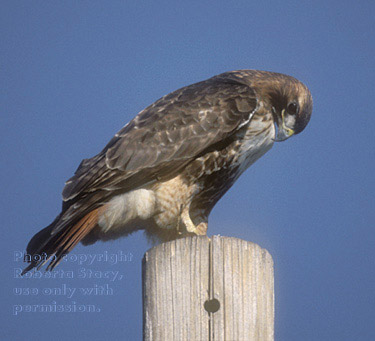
(180, 209), (208, 236)
(193, 222), (208, 236)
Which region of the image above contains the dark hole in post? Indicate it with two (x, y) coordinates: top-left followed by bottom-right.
(204, 298), (220, 313)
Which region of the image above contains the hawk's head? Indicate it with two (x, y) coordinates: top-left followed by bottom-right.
(264, 72), (313, 142)
(230, 70), (313, 142)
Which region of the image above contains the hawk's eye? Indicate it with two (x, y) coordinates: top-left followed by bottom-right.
(287, 101), (299, 115)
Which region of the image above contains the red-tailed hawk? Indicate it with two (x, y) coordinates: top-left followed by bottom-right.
(23, 70), (312, 273)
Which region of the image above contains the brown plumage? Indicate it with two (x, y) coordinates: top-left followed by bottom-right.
(23, 70), (313, 273)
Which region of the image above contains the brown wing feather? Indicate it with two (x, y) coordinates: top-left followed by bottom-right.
(24, 72), (258, 274)
(23, 73), (258, 273)
(24, 69), (313, 274)
(62, 76), (258, 203)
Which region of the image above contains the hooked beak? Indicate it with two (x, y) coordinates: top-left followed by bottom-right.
(273, 109), (295, 142)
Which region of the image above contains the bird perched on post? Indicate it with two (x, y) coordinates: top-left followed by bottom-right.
(23, 69), (312, 274)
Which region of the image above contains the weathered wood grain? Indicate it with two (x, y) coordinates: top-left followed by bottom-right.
(143, 236), (274, 340)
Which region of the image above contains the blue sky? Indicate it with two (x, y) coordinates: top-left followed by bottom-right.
(1, 1), (374, 340)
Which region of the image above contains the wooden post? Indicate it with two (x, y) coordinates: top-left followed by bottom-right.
(142, 236), (274, 341)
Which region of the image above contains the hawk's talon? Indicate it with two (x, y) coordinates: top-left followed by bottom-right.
(192, 222), (208, 236)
